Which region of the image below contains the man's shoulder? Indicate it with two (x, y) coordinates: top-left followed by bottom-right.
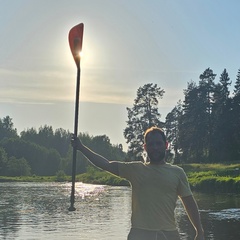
(117, 161), (146, 172)
(165, 163), (185, 172)
(118, 161), (145, 166)
(117, 161), (145, 178)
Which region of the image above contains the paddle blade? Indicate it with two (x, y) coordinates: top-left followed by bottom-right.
(69, 23), (84, 67)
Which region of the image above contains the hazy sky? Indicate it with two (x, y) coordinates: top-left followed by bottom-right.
(1, 0), (240, 150)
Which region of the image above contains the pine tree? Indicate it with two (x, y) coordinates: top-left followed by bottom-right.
(165, 100), (183, 163)
(0, 116), (18, 140)
(229, 68), (240, 160)
(179, 81), (208, 162)
(179, 68), (217, 163)
(124, 83), (165, 160)
(211, 69), (232, 162)
(233, 68), (240, 96)
(219, 68), (231, 102)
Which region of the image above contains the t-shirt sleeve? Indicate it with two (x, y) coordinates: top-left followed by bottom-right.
(177, 168), (192, 197)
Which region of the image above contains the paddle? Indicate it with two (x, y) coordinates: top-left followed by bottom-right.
(68, 23), (84, 211)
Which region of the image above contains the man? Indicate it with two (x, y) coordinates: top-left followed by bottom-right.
(71, 127), (204, 240)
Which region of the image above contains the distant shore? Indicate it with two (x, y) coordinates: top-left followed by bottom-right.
(1, 163), (240, 194)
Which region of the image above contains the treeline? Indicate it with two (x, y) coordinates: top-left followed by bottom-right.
(0, 117), (126, 177)
(123, 68), (240, 163)
(165, 68), (240, 163)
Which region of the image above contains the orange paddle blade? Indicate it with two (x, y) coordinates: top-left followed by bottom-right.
(69, 23), (84, 67)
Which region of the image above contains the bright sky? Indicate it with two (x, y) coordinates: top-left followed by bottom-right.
(1, 0), (240, 150)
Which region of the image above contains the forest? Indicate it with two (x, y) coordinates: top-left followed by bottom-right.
(0, 119), (126, 177)
(165, 67), (240, 163)
(0, 67), (240, 177)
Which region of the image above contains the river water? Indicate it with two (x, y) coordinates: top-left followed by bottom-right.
(0, 182), (239, 240)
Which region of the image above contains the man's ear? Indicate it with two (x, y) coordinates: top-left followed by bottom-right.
(143, 143), (147, 151)
(165, 141), (169, 150)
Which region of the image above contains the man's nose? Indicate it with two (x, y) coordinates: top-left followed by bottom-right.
(152, 143), (159, 150)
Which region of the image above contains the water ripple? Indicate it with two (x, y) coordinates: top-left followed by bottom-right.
(209, 208), (240, 221)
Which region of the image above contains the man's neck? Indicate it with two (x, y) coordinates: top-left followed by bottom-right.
(149, 159), (166, 165)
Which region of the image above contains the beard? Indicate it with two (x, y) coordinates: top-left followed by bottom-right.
(147, 150), (166, 163)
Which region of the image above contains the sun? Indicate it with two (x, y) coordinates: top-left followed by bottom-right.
(79, 51), (84, 58)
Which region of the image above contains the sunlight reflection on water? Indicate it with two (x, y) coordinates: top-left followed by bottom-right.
(0, 182), (131, 240)
(74, 182), (105, 200)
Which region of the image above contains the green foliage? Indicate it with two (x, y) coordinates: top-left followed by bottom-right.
(0, 147), (8, 175)
(1, 138), (61, 176)
(189, 176), (240, 193)
(165, 101), (182, 164)
(233, 68), (240, 96)
(21, 126), (71, 157)
(183, 163), (240, 193)
(5, 156), (31, 176)
(0, 175), (57, 182)
(0, 146), (31, 176)
(55, 170), (67, 182)
(0, 116), (18, 140)
(179, 68), (217, 163)
(0, 116), (126, 177)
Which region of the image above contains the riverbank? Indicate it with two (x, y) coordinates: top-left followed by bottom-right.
(1, 163), (240, 193)
(182, 163), (240, 193)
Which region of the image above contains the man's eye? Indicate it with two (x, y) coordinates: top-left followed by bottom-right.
(148, 141), (163, 147)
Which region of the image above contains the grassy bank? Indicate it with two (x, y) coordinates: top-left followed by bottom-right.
(181, 163), (240, 193)
(1, 163), (240, 193)
(0, 175), (57, 182)
(0, 168), (129, 186)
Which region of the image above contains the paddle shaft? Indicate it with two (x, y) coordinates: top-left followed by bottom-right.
(69, 66), (81, 211)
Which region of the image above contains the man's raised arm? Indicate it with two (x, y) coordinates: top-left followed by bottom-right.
(71, 134), (119, 176)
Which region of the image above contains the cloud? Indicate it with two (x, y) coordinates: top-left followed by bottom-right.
(0, 67), (76, 103)
(0, 63), (194, 113)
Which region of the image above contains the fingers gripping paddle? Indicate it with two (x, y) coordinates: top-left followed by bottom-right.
(68, 23), (84, 211)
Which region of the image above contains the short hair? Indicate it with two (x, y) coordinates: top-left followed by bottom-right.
(144, 127), (166, 144)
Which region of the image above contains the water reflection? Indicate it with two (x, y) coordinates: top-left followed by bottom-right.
(0, 182), (239, 240)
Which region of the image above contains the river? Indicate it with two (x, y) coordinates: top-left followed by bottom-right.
(0, 182), (239, 240)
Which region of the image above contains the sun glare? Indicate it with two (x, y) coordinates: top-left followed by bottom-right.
(79, 51), (84, 58)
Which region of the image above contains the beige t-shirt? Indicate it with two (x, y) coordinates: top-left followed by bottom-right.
(118, 162), (192, 231)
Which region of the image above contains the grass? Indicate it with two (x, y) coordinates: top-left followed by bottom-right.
(181, 163), (240, 193)
(0, 167), (129, 186)
(0, 175), (57, 182)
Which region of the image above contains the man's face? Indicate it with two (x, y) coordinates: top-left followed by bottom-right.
(144, 132), (167, 163)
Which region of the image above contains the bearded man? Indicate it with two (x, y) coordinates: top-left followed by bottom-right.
(71, 127), (204, 240)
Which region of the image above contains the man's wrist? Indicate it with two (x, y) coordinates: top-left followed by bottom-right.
(196, 228), (204, 236)
(77, 142), (84, 151)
